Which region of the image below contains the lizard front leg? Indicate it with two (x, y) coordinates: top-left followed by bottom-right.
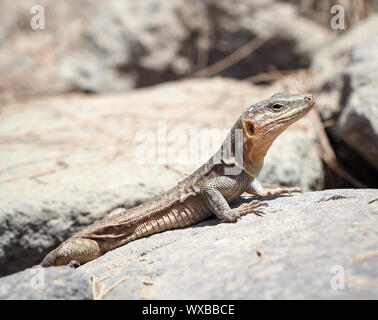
(246, 179), (301, 197)
(200, 175), (267, 223)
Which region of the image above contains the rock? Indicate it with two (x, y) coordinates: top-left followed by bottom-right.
(79, 189), (378, 299)
(312, 15), (378, 171)
(237, 1), (334, 66)
(333, 84), (378, 171)
(1, 189), (376, 299)
(0, 0), (94, 102)
(0, 0), (333, 102)
(59, 0), (189, 92)
(0, 266), (92, 299)
(0, 78), (322, 276)
(60, 0), (333, 91)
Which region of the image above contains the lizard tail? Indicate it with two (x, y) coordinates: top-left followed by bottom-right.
(40, 238), (101, 267)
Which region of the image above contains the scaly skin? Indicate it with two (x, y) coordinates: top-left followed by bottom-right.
(41, 93), (315, 267)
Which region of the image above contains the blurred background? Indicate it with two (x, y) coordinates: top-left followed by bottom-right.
(0, 0), (375, 97)
(0, 0), (377, 276)
(1, 0), (377, 188)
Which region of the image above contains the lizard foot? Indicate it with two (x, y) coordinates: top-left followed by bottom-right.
(263, 186), (302, 196)
(247, 180), (302, 197)
(221, 201), (268, 223)
(238, 200), (268, 217)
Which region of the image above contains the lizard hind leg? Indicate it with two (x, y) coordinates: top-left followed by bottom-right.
(246, 179), (301, 197)
(41, 238), (101, 267)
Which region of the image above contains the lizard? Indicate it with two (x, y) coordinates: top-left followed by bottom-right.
(41, 93), (315, 267)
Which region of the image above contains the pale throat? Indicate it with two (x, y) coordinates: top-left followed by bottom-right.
(242, 130), (281, 178)
(249, 131), (278, 159)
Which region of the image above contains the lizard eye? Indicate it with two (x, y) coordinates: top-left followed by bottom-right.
(269, 103), (284, 112)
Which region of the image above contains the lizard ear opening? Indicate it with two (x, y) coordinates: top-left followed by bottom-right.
(243, 120), (255, 137)
(248, 122), (254, 134)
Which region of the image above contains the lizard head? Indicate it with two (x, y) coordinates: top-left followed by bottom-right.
(239, 93), (315, 175)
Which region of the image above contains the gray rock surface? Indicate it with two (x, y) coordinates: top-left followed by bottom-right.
(0, 189), (376, 299)
(312, 15), (378, 170)
(0, 78), (323, 276)
(0, 266), (91, 299)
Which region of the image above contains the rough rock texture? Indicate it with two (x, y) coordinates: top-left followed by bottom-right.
(0, 0), (95, 102)
(0, 0), (333, 102)
(0, 189), (377, 299)
(334, 84), (378, 171)
(312, 15), (378, 170)
(0, 78), (322, 276)
(56, 0), (334, 91)
(0, 266), (91, 299)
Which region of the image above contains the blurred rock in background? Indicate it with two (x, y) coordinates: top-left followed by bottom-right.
(312, 14), (378, 187)
(0, 0), (343, 101)
(1, 0), (376, 103)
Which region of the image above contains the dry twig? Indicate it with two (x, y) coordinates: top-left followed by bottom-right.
(352, 250), (378, 263)
(187, 37), (266, 78)
(248, 248), (264, 268)
(367, 197), (378, 204)
(243, 69), (308, 83)
(92, 275), (128, 300)
(164, 164), (189, 177)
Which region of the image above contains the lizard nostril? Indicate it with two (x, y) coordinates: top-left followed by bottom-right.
(305, 95), (313, 102)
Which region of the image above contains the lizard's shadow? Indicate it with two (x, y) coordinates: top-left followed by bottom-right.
(190, 193), (298, 229)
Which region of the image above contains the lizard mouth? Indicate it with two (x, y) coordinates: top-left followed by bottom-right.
(274, 101), (314, 125)
(302, 100), (315, 114)
(292, 103), (314, 120)
(295, 97), (316, 116)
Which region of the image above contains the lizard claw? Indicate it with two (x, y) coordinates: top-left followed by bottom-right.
(238, 201), (268, 217)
